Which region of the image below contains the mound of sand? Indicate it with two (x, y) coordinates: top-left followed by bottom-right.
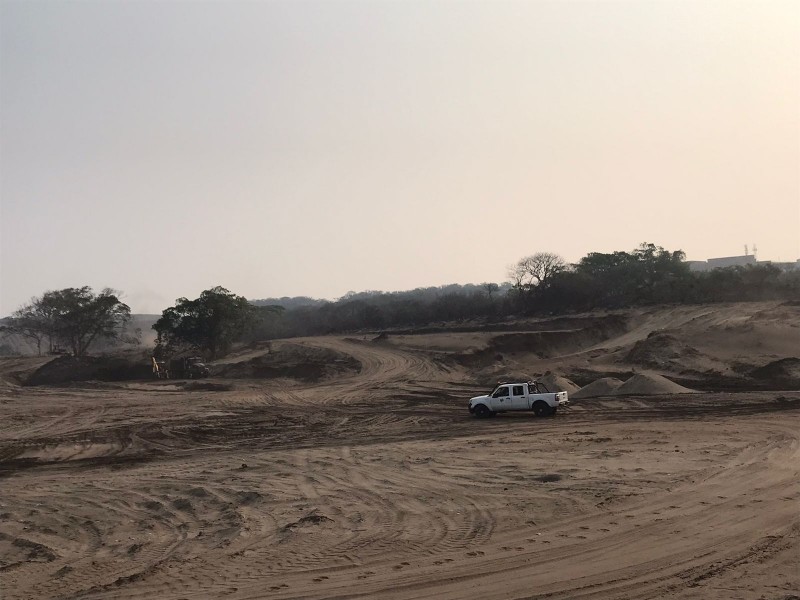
(25, 356), (152, 386)
(475, 371), (530, 388)
(571, 377), (624, 399)
(0, 356), (55, 388)
(487, 318), (627, 359)
(751, 358), (800, 386)
(612, 373), (697, 396)
(216, 344), (361, 382)
(538, 374), (580, 394)
(625, 332), (700, 368)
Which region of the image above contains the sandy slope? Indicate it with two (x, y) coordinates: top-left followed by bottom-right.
(1, 331), (799, 599)
(382, 301), (800, 390)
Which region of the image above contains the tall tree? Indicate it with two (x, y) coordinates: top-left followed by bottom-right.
(508, 252), (567, 297)
(49, 287), (132, 356)
(154, 286), (256, 359)
(2, 287), (131, 356)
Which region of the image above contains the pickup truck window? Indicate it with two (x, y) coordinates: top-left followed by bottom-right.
(492, 386), (509, 398)
(512, 385), (524, 396)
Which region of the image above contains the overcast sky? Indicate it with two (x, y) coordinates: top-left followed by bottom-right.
(1, 0), (798, 315)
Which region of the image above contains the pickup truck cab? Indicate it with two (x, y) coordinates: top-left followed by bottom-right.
(468, 381), (568, 418)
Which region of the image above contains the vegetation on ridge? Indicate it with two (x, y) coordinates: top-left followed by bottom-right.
(2, 243), (798, 358)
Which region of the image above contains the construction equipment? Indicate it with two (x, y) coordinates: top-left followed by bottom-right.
(152, 357), (169, 379)
(168, 356), (211, 379)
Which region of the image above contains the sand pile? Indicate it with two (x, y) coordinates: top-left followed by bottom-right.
(751, 358), (800, 388)
(538, 374), (580, 394)
(216, 344), (361, 382)
(612, 373), (697, 396)
(625, 332), (700, 368)
(571, 377), (624, 399)
(0, 356), (54, 388)
(25, 356), (152, 386)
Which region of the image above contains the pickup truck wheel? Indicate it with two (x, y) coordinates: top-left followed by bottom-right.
(473, 405), (491, 418)
(532, 401), (551, 417)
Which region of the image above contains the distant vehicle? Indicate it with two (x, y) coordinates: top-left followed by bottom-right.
(468, 381), (568, 418)
(168, 356), (211, 379)
(151, 357), (169, 379)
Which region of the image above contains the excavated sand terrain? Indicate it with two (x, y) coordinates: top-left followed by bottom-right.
(611, 373), (698, 396)
(572, 377), (625, 399)
(1, 303), (799, 599)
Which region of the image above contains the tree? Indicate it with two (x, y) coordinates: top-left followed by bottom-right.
(508, 252), (567, 299)
(154, 286), (256, 359)
(2, 287), (131, 356)
(509, 252), (567, 289)
(573, 243), (689, 306)
(1, 302), (51, 356)
(49, 287), (132, 356)
(482, 282), (499, 298)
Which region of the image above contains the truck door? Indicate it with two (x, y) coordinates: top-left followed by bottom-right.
(490, 385), (511, 411)
(510, 384), (528, 409)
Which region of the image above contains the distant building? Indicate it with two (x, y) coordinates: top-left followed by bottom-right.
(688, 255), (756, 272)
(686, 261), (710, 272)
(707, 255), (757, 269)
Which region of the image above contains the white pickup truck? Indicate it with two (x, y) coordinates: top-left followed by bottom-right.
(468, 381), (568, 418)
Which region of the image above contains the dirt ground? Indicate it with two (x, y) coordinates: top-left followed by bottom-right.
(1, 303), (799, 599)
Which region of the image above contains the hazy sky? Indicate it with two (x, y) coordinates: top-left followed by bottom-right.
(2, 0), (798, 315)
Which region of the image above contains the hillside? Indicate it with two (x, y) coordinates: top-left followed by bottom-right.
(2, 301), (797, 393)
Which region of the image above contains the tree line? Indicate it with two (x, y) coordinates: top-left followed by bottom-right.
(513, 244), (799, 312)
(3, 243), (798, 359)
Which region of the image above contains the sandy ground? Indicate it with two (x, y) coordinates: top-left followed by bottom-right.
(2, 314), (799, 599)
